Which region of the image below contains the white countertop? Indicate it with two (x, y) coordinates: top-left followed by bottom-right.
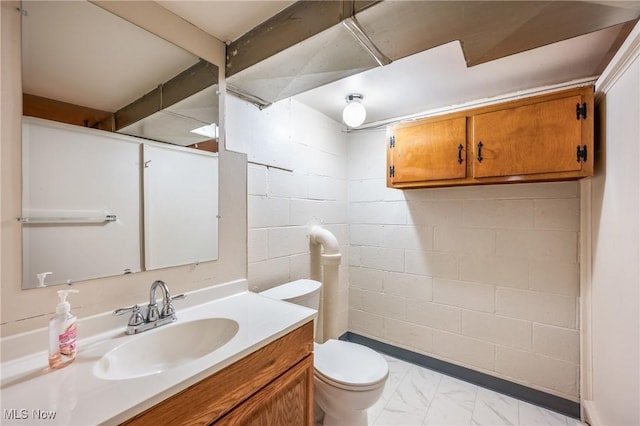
(0, 280), (315, 425)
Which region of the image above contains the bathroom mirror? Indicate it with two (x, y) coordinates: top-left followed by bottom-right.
(20, 1), (220, 289)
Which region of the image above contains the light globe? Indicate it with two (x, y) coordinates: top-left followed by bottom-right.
(342, 94), (366, 127)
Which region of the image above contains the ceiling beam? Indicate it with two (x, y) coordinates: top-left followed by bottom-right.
(225, 0), (379, 77)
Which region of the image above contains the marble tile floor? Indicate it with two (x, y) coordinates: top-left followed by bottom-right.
(367, 354), (583, 426)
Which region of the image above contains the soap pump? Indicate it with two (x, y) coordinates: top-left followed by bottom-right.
(37, 272), (52, 288)
(48, 289), (79, 370)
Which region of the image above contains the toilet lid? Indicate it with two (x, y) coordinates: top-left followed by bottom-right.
(314, 340), (388, 389)
(259, 279), (321, 302)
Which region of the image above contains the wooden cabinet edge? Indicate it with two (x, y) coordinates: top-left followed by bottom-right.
(121, 320), (314, 426)
(580, 88), (595, 177)
(390, 86), (594, 131)
(24, 93), (115, 131)
(386, 133), (394, 187)
(388, 174), (593, 189)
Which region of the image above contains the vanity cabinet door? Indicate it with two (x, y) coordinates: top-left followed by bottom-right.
(215, 355), (313, 426)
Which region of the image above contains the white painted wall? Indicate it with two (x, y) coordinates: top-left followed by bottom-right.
(230, 96), (350, 337)
(585, 24), (640, 426)
(347, 129), (582, 400)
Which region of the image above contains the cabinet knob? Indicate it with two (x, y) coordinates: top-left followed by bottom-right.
(457, 144), (464, 164)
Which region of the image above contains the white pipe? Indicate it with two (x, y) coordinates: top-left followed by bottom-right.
(307, 225), (342, 342)
(308, 225), (341, 257)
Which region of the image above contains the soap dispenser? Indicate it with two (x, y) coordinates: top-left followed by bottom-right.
(37, 272), (52, 288)
(48, 289), (79, 370)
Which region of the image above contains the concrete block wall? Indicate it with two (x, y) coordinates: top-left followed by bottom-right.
(234, 95), (581, 400)
(232, 96), (350, 336)
(347, 129), (581, 401)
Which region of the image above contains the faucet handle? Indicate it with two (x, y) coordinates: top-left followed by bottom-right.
(147, 304), (160, 323)
(114, 305), (145, 326)
(160, 294), (186, 318)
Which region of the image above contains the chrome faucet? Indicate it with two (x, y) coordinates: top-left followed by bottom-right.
(114, 280), (185, 334)
(147, 280), (171, 322)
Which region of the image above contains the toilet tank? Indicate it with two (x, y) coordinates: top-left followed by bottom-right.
(259, 279), (321, 311)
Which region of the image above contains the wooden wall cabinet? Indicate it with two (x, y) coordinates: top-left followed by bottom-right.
(389, 117), (467, 183)
(387, 86), (594, 189)
(122, 321), (314, 426)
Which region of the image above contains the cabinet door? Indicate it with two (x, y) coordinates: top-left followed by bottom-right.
(472, 95), (585, 178)
(121, 322), (314, 426)
(390, 117), (467, 183)
(215, 355), (314, 426)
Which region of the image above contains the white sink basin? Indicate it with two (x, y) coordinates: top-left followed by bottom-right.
(93, 318), (239, 380)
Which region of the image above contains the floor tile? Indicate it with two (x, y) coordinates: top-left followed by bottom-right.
(375, 366), (442, 425)
(518, 401), (569, 426)
(369, 355), (414, 422)
(381, 354), (414, 400)
(472, 387), (519, 426)
(375, 406), (428, 426)
(360, 352), (580, 426)
(423, 376), (478, 425)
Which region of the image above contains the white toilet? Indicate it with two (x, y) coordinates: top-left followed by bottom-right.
(260, 279), (388, 426)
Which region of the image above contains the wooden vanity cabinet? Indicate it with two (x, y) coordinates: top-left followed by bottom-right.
(387, 86), (594, 189)
(122, 321), (314, 426)
(216, 355), (313, 425)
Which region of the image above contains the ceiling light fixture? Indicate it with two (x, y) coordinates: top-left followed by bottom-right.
(342, 93), (366, 128)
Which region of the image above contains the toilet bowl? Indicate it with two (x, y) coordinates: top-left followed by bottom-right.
(260, 279), (388, 426)
(314, 339), (388, 425)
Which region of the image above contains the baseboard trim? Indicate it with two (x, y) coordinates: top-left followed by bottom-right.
(340, 332), (580, 420)
(582, 400), (602, 426)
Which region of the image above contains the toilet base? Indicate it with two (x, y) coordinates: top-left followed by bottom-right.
(314, 374), (382, 426)
(313, 401), (324, 426)
(322, 409), (368, 426)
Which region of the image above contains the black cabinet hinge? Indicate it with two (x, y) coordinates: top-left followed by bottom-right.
(576, 102), (587, 120)
(576, 145), (588, 162)
(389, 135), (395, 148)
(389, 165), (395, 178)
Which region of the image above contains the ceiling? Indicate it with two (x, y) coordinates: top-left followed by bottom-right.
(22, 1), (199, 112)
(294, 27), (621, 125)
(157, 1), (296, 43)
(24, 1), (639, 131)
(156, 0), (639, 127)
(22, 1), (222, 146)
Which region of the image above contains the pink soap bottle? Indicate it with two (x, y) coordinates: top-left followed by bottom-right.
(48, 289), (79, 369)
